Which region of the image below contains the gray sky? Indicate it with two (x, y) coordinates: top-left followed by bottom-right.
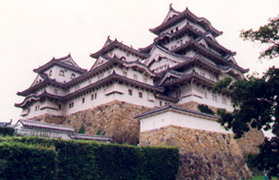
(0, 0), (278, 123)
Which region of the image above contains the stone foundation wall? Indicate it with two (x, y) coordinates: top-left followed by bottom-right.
(29, 114), (66, 125)
(236, 128), (265, 157)
(179, 101), (265, 156)
(178, 101), (219, 113)
(140, 125), (253, 180)
(30, 101), (150, 144)
(63, 100), (150, 144)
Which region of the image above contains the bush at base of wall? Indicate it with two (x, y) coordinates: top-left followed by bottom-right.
(0, 141), (57, 180)
(0, 127), (15, 136)
(0, 137), (179, 180)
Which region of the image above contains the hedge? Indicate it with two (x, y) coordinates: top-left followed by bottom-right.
(0, 127), (14, 136)
(0, 141), (57, 180)
(0, 136), (179, 180)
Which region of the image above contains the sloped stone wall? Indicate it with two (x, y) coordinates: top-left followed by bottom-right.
(29, 114), (66, 125)
(236, 128), (265, 157)
(64, 100), (150, 144)
(140, 125), (253, 180)
(29, 101), (150, 144)
(179, 101), (265, 157)
(178, 101), (219, 113)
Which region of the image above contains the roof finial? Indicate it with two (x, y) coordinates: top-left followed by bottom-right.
(169, 3), (173, 10)
(107, 35), (110, 40)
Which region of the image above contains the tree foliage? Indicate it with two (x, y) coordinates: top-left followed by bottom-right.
(240, 15), (279, 59)
(215, 67), (279, 138)
(216, 15), (279, 176)
(198, 104), (215, 115)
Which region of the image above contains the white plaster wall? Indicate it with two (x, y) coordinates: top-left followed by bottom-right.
(188, 20), (206, 34)
(164, 35), (191, 50)
(160, 18), (207, 35)
(45, 66), (81, 83)
(140, 110), (232, 134)
(23, 100), (64, 119)
(179, 88), (234, 112)
(68, 66), (154, 95)
(161, 20), (186, 35)
(15, 124), (71, 139)
(109, 48), (142, 62)
(45, 86), (67, 96)
(64, 83), (157, 115)
(195, 67), (218, 82)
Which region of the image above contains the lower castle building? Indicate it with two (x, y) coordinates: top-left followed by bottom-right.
(15, 4), (264, 179)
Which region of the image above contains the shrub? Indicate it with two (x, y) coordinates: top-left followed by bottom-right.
(0, 127), (15, 136)
(0, 141), (57, 180)
(0, 136), (179, 180)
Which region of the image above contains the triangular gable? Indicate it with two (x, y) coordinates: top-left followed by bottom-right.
(197, 39), (209, 49)
(162, 4), (181, 24)
(146, 46), (183, 70)
(29, 74), (45, 88)
(157, 70), (182, 86)
(58, 54), (82, 70)
(90, 56), (110, 70)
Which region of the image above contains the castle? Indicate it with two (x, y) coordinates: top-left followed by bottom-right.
(15, 4), (264, 179)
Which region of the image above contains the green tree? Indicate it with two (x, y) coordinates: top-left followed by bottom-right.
(240, 15), (279, 59)
(215, 15), (279, 176)
(198, 104), (215, 115)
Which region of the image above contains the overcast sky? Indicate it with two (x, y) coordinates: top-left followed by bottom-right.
(0, 0), (278, 123)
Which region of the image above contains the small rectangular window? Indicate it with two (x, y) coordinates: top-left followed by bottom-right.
(95, 93), (97, 99)
(222, 97), (227, 104)
(128, 89), (133, 96)
(133, 74), (138, 80)
(139, 92), (143, 98)
(82, 98), (85, 104)
(69, 102), (74, 108)
(91, 94), (94, 100)
(143, 77), (147, 83)
(212, 94), (217, 102)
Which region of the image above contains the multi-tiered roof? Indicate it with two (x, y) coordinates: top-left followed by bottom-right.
(15, 4), (248, 117)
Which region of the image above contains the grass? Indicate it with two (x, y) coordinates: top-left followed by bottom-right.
(246, 175), (277, 180)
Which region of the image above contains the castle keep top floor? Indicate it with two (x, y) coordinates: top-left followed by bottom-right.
(15, 5), (248, 119)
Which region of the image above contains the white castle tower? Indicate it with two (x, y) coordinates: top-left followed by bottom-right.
(15, 5), (263, 179)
